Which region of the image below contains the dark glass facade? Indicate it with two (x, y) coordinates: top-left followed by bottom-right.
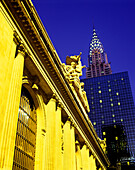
(81, 71), (135, 167)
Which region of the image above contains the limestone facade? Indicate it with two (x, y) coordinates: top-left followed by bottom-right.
(0, 0), (110, 170)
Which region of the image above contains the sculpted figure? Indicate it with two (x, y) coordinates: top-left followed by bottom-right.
(62, 52), (90, 112)
(64, 52), (85, 80)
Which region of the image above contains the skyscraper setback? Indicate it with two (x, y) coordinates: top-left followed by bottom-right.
(81, 27), (135, 169)
(86, 27), (112, 78)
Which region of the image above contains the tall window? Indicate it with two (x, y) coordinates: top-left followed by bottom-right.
(13, 87), (37, 170)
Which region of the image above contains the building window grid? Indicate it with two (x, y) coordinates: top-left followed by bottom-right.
(13, 94), (37, 170)
(82, 72), (135, 162)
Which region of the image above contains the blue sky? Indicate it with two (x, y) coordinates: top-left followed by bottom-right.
(32, 0), (135, 101)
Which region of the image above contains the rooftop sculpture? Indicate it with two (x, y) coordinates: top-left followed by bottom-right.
(65, 52), (85, 80)
(62, 52), (89, 112)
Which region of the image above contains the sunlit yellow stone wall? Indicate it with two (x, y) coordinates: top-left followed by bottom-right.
(0, 1), (109, 170)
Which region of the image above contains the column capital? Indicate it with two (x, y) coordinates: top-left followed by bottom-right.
(57, 101), (63, 110)
(48, 93), (57, 102)
(71, 121), (77, 129)
(65, 116), (72, 124)
(17, 43), (27, 56)
(13, 32), (28, 58)
(90, 153), (96, 159)
(82, 142), (89, 150)
(52, 93), (58, 100)
(22, 76), (32, 86)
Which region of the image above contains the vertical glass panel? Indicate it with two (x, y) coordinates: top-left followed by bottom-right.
(13, 87), (37, 170)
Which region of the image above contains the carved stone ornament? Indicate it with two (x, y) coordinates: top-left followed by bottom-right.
(62, 53), (89, 112)
(22, 76), (32, 86)
(18, 43), (27, 56)
(57, 101), (63, 109)
(63, 52), (85, 80)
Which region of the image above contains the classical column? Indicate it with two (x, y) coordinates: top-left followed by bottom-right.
(75, 141), (82, 170)
(55, 103), (62, 170)
(0, 15), (17, 114)
(45, 96), (57, 170)
(0, 31), (17, 168)
(34, 89), (46, 170)
(63, 119), (71, 170)
(71, 124), (76, 170)
(63, 119), (76, 170)
(89, 154), (97, 170)
(81, 144), (90, 170)
(0, 43), (25, 169)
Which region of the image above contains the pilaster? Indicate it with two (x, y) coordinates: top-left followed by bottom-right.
(63, 119), (71, 170)
(55, 102), (63, 170)
(70, 123), (76, 170)
(81, 144), (89, 170)
(0, 30), (17, 168)
(89, 154), (97, 170)
(45, 95), (57, 170)
(0, 42), (26, 169)
(63, 118), (76, 170)
(33, 88), (46, 170)
(75, 141), (82, 170)
(0, 12), (16, 109)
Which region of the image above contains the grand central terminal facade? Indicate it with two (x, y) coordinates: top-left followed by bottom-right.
(0, 0), (110, 169)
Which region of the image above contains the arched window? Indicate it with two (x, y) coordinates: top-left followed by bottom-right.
(13, 87), (37, 170)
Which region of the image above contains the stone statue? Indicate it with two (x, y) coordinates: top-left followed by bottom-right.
(63, 52), (85, 80)
(62, 52), (90, 112)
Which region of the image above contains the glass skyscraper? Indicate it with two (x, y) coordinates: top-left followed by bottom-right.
(82, 72), (135, 164)
(81, 27), (135, 169)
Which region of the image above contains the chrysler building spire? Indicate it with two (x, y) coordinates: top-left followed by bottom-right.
(86, 27), (112, 78)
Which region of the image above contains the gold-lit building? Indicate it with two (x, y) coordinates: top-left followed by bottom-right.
(0, 0), (110, 169)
